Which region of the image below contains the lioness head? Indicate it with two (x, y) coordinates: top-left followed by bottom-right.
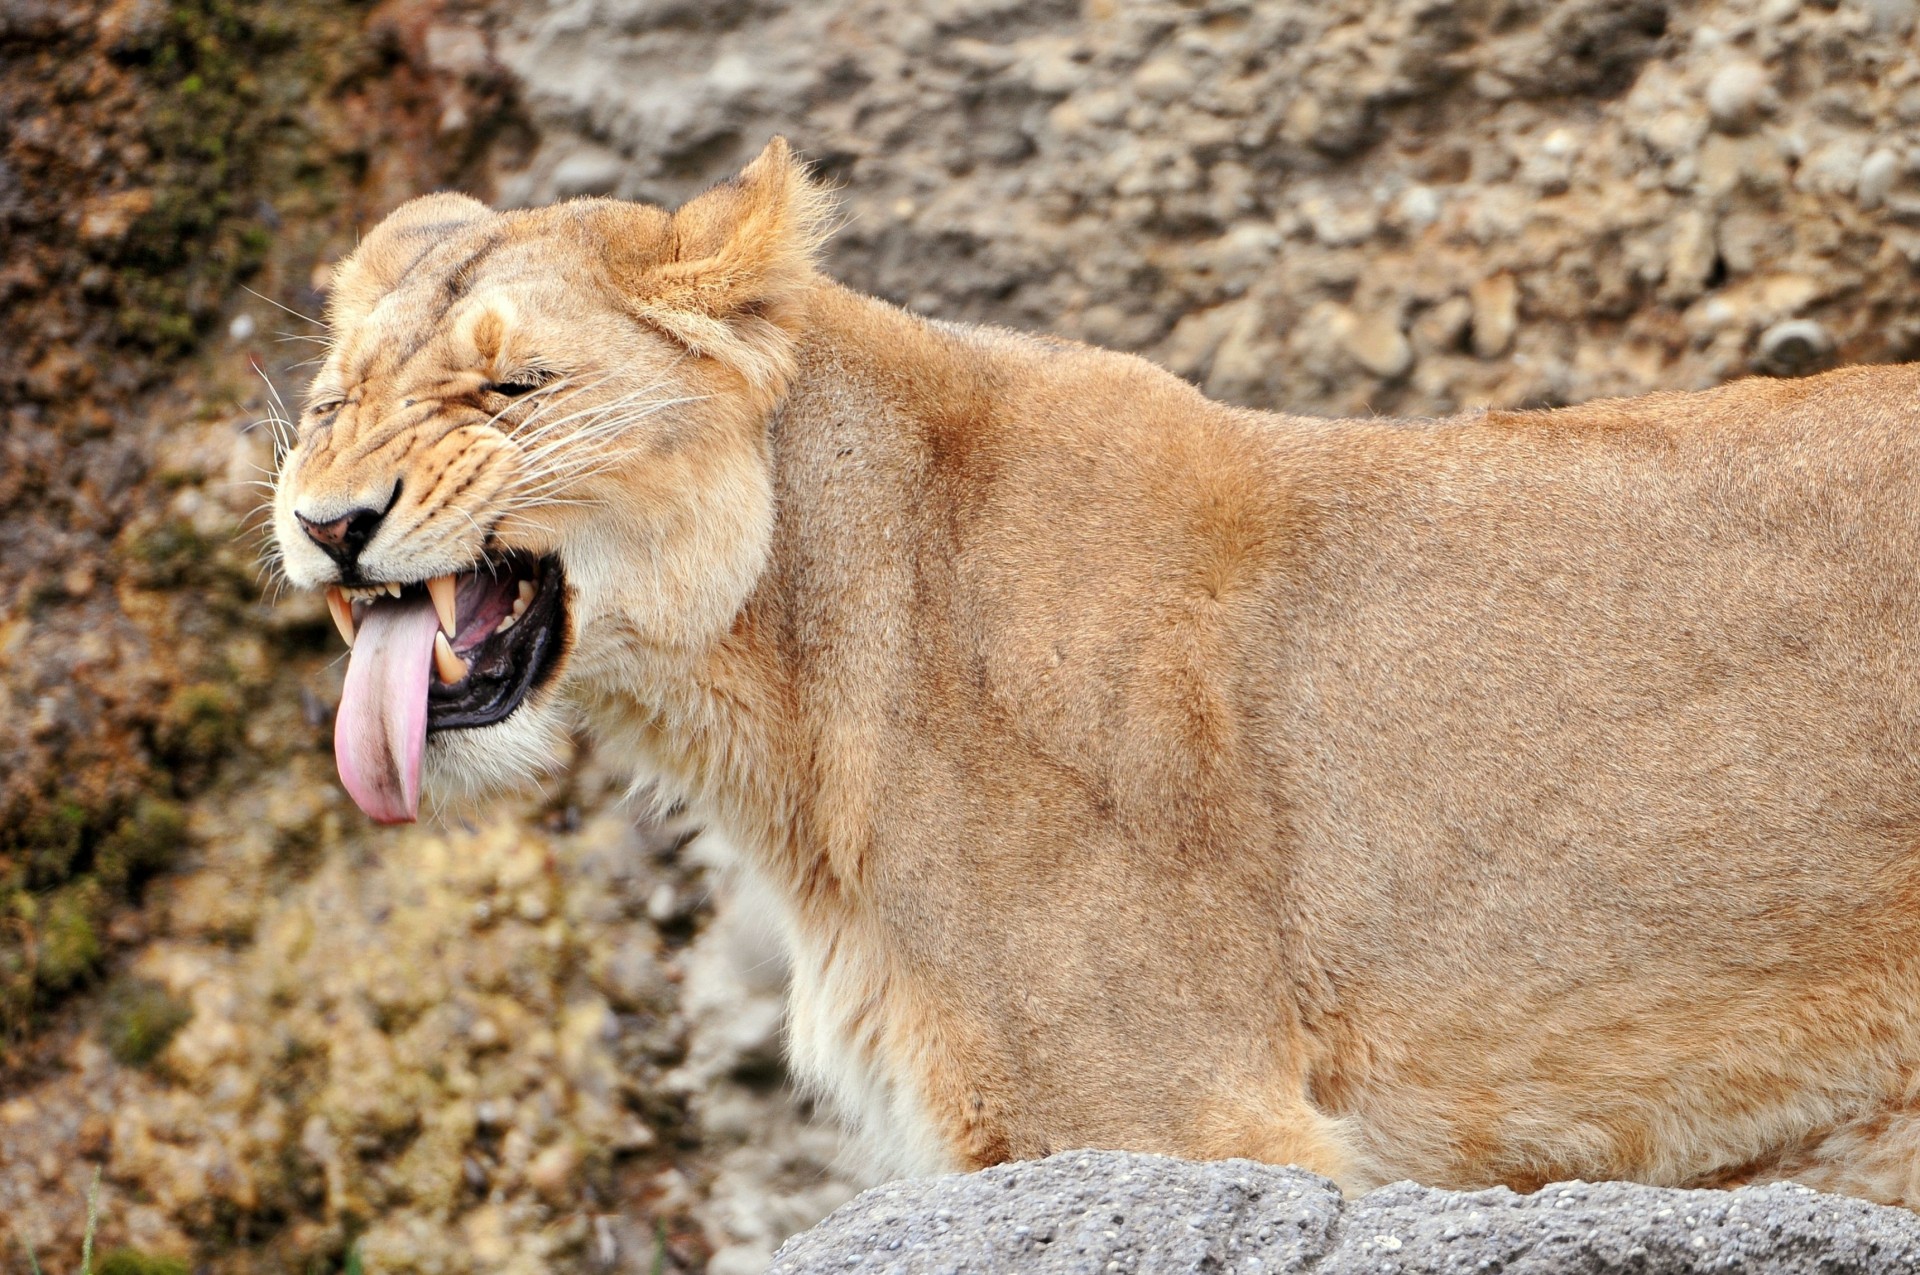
(271, 139), (831, 822)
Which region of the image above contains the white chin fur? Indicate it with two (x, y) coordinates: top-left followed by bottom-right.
(420, 694), (573, 808)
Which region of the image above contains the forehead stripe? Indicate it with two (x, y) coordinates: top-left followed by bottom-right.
(361, 231), (508, 375)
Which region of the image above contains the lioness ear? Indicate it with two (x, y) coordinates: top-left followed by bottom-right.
(620, 138), (834, 389)
(327, 191), (493, 330)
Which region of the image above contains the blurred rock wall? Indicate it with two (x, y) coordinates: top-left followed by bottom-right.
(495, 0), (1920, 417)
(8, 0), (1920, 1272)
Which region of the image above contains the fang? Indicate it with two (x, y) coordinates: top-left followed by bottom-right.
(434, 630), (468, 684)
(427, 574), (458, 638)
(326, 586), (355, 648)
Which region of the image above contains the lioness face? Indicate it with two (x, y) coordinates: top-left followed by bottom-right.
(271, 143), (821, 822)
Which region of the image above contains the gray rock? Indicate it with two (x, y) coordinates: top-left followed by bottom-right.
(1705, 59), (1771, 131)
(1857, 148), (1902, 212)
(770, 1150), (1920, 1275)
(1754, 318), (1834, 378)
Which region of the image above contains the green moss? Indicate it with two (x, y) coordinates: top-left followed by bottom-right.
(36, 882), (105, 991)
(94, 798), (189, 893)
(100, 977), (194, 1068)
(22, 799), (88, 887)
(110, 0), (285, 356)
(158, 682), (243, 766)
(125, 518), (214, 589)
(2, 792), (189, 1034)
(97, 1248), (192, 1275)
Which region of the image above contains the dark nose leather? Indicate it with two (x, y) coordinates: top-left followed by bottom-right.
(296, 505), (386, 571)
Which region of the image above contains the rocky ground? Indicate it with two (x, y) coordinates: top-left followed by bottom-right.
(772, 1150), (1920, 1275)
(8, 0), (1920, 1270)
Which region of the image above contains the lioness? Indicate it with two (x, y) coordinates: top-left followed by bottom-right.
(272, 139), (1920, 1205)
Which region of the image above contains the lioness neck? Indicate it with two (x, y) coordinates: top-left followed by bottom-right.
(590, 281), (1339, 1172)
(618, 278), (1310, 898)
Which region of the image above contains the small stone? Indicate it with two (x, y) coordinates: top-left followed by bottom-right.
(1395, 185), (1442, 232)
(1131, 57), (1193, 103)
(1469, 273), (1519, 359)
(526, 1140), (580, 1205)
(76, 1113), (112, 1160)
(78, 188), (154, 243)
(1662, 209), (1717, 303)
(1297, 193), (1378, 247)
(1207, 222), (1280, 277)
(1794, 137), (1867, 197)
(423, 23), (489, 76)
(1858, 148), (1902, 212)
(1411, 296), (1471, 356)
(1644, 108), (1706, 160)
(1705, 59), (1770, 131)
(1338, 310), (1414, 380)
(1754, 318), (1833, 377)
(227, 313), (256, 342)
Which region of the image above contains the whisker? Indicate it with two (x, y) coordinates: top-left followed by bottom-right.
(244, 285), (324, 327)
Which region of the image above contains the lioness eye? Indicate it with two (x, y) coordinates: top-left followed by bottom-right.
(488, 375), (548, 398)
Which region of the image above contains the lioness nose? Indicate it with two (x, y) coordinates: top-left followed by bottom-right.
(296, 505), (386, 572)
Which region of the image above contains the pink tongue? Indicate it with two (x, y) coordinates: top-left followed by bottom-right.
(334, 594), (440, 824)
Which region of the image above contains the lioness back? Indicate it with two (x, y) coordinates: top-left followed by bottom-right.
(272, 140), (1920, 1205)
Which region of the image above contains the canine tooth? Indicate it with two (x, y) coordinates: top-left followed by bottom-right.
(427, 574), (458, 638)
(495, 613), (518, 635)
(434, 631), (468, 684)
(326, 586), (355, 648)
(515, 580), (533, 615)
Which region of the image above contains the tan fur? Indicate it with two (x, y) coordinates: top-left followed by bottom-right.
(274, 140), (1920, 1204)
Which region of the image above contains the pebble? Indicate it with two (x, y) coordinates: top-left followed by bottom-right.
(1858, 147), (1901, 211)
(1396, 185), (1442, 232)
(1131, 57), (1194, 103)
(1338, 310), (1414, 380)
(1470, 273), (1519, 359)
(1754, 318), (1833, 376)
(526, 1140), (580, 1205)
(1705, 59), (1770, 130)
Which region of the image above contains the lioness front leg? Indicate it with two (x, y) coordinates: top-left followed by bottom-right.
(1190, 1093), (1369, 1192)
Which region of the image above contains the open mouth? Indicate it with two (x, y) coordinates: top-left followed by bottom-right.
(325, 552), (566, 824)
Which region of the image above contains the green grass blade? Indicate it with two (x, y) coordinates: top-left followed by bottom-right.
(80, 1167), (101, 1275)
